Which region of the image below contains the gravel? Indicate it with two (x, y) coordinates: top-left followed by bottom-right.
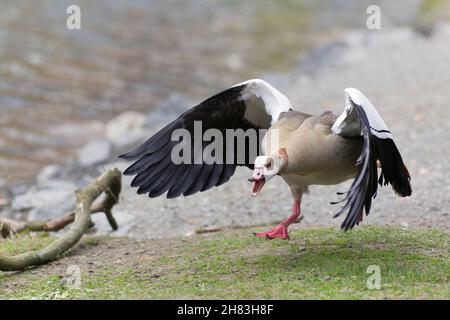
(12, 181), (77, 221)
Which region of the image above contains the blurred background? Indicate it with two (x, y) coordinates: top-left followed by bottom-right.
(0, 0), (449, 237)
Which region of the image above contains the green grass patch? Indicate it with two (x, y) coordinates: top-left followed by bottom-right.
(0, 226), (448, 299)
(0, 233), (54, 256)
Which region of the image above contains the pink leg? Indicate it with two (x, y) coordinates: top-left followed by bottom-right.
(255, 200), (301, 240)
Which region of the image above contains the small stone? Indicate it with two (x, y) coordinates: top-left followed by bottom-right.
(36, 165), (61, 186)
(78, 139), (112, 166)
(106, 111), (146, 139)
(105, 111), (147, 148)
(184, 230), (196, 237)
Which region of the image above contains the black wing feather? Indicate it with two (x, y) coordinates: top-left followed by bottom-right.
(374, 138), (412, 196)
(166, 165), (195, 198)
(148, 164), (187, 198)
(334, 103), (411, 231)
(120, 85), (266, 198)
(201, 164), (225, 192)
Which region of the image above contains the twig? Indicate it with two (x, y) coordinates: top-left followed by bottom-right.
(195, 226), (224, 234)
(0, 200), (118, 237)
(0, 169), (122, 271)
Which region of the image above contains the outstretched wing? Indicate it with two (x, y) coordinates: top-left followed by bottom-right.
(120, 79), (292, 198)
(331, 88), (412, 230)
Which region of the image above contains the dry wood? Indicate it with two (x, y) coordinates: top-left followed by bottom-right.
(0, 169), (121, 271)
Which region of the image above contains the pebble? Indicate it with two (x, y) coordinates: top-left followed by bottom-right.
(78, 139), (112, 167)
(105, 111), (148, 148)
(36, 165), (61, 186)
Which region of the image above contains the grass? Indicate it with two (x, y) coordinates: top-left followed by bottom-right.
(0, 232), (54, 256)
(0, 226), (449, 299)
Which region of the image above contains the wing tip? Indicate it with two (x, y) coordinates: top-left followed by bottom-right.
(119, 149), (143, 161)
(344, 87), (364, 99)
(119, 152), (133, 160)
(398, 165), (412, 197)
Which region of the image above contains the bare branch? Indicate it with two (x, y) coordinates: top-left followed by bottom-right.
(0, 169), (122, 271)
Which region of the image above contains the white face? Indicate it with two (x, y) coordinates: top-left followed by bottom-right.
(253, 155), (281, 181)
(250, 155), (283, 196)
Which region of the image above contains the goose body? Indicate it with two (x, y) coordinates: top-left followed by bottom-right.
(121, 79), (411, 239)
(267, 111), (362, 192)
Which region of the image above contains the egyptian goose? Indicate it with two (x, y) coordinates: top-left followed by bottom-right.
(121, 79), (412, 239)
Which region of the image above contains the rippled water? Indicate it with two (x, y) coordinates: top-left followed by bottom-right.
(0, 0), (432, 186)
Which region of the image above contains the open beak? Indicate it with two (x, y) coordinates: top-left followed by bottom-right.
(248, 177), (266, 197)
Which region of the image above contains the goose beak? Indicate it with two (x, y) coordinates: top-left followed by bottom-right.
(250, 178), (266, 196)
(249, 167), (266, 196)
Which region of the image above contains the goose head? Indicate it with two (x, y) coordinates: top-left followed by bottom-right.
(249, 155), (286, 196)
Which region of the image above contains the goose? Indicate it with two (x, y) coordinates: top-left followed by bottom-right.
(120, 79), (412, 239)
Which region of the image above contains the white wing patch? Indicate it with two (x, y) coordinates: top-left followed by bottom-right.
(233, 79), (292, 126)
(332, 88), (393, 139)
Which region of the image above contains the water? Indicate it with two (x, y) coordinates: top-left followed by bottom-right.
(0, 0), (434, 186)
